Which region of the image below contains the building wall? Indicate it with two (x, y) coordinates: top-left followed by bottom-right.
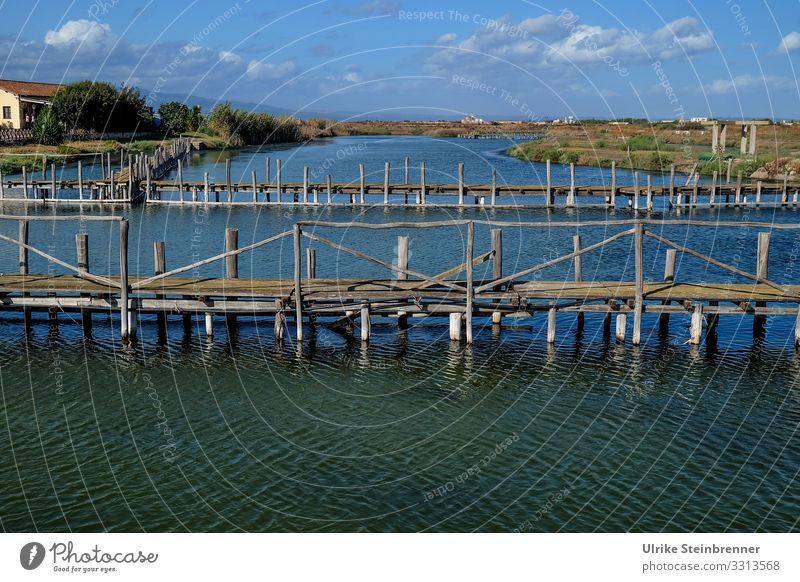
(0, 89), (21, 129)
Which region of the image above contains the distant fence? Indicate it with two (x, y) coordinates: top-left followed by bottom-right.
(0, 128), (33, 143)
(0, 128), (149, 144)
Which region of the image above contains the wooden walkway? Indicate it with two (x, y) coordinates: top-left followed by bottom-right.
(2, 214), (800, 347)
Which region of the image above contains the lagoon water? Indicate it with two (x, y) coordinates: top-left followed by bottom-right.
(0, 137), (798, 532)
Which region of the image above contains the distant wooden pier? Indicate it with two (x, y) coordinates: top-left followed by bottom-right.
(2, 214), (799, 349)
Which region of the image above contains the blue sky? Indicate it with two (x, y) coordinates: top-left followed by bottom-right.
(1, 0), (799, 120)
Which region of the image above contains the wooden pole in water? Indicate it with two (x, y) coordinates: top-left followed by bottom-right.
(154, 240), (167, 337)
(50, 163), (56, 200)
(277, 159), (282, 205)
(692, 172), (699, 208)
(293, 224), (303, 342)
(306, 247), (316, 279)
(633, 171), (640, 211)
(119, 219), (129, 340)
(397, 235), (409, 329)
(574, 235), (584, 330)
(567, 162), (575, 207)
(204, 172), (210, 203)
(547, 304), (557, 343)
(226, 228), (239, 332)
(274, 299), (285, 341)
(546, 159), (552, 207)
(107, 153), (112, 184)
(710, 171), (717, 208)
(128, 157), (133, 200)
(76, 233), (92, 333)
(734, 171), (742, 206)
(252, 170), (257, 204)
(20, 220), (31, 329)
(458, 162), (464, 205)
(359, 163), (365, 204)
(303, 166), (309, 204)
(491, 167), (497, 205)
(265, 157), (271, 203)
(726, 158), (732, 183)
(77, 160), (83, 200)
(610, 161), (616, 207)
(360, 302), (371, 342)
(22, 166), (28, 199)
(326, 175), (332, 205)
(669, 164), (675, 206)
(615, 307), (626, 342)
(109, 160), (114, 200)
(646, 174), (653, 211)
(0, 166), (4, 199)
(449, 312), (462, 341)
(756, 180), (762, 208)
(754, 232), (770, 338)
(404, 157), (409, 186)
(689, 303), (704, 345)
(420, 161), (426, 204)
(632, 222), (644, 345)
(465, 221), (474, 343)
(659, 249), (676, 335)
(782, 172), (789, 205)
(178, 159), (184, 203)
(384, 161), (390, 205)
(491, 229), (503, 324)
(226, 159), (232, 204)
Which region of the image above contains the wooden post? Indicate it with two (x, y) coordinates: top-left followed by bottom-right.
(610, 161), (617, 207)
(204, 172), (210, 203)
(404, 156), (409, 186)
(19, 221), (31, 329)
(49, 163), (56, 200)
(573, 235), (584, 330)
(396, 235), (409, 328)
(107, 152), (112, 183)
(74, 233), (93, 333)
(293, 224), (303, 342)
(449, 312), (462, 341)
(306, 247), (316, 279)
(659, 249), (676, 335)
(633, 171), (640, 211)
(0, 166), (4, 199)
(109, 160), (114, 200)
(22, 166), (28, 199)
(734, 171), (742, 206)
(205, 312), (213, 338)
(326, 175), (332, 205)
(154, 240), (167, 337)
(668, 164), (675, 206)
(274, 299), (285, 341)
(632, 222), (644, 345)
(547, 305), (557, 343)
(360, 303), (371, 342)
(755, 180), (762, 208)
(692, 173), (699, 208)
(458, 162), (464, 205)
(303, 166), (309, 204)
(782, 172), (789, 205)
(491, 167), (497, 205)
(465, 221), (474, 343)
(646, 174), (653, 211)
(420, 161), (426, 204)
(689, 303), (704, 345)
(384, 161), (390, 205)
(754, 232), (770, 338)
(359, 163), (365, 204)
(794, 306), (800, 348)
(277, 159), (282, 205)
(225, 228), (239, 331)
(252, 170), (258, 204)
(545, 159), (554, 207)
(726, 158), (732, 183)
(491, 229), (503, 324)
(709, 171), (717, 208)
(177, 159), (184, 202)
(226, 158), (232, 204)
(77, 160), (84, 200)
(615, 310), (626, 342)
(567, 162), (575, 207)
(119, 219), (129, 340)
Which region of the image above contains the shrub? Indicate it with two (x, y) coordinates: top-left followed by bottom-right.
(33, 109), (63, 145)
(158, 101), (191, 135)
(620, 135), (661, 151)
(51, 81), (153, 133)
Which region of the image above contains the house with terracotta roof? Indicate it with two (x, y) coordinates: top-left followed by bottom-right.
(0, 80), (62, 129)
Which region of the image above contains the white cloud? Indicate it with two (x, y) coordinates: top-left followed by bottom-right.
(774, 31), (800, 54)
(44, 20), (115, 50)
(219, 51), (242, 64)
(246, 60), (297, 80)
(704, 74), (793, 94)
(436, 33), (457, 45)
(427, 14), (713, 80)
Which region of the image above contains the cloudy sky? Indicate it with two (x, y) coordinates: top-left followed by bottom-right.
(1, 0), (799, 120)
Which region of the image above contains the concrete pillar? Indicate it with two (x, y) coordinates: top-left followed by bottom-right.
(740, 125), (748, 155)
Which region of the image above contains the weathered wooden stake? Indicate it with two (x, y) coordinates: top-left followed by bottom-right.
(384, 161), (390, 204)
(306, 247), (316, 279)
(754, 232), (770, 338)
(326, 175), (332, 204)
(75, 233), (92, 333)
(465, 221), (474, 343)
(177, 159), (184, 202)
(458, 162), (464, 205)
(726, 158), (732, 183)
(633, 171), (640, 211)
(77, 160), (84, 200)
(615, 310), (626, 342)
(397, 235), (409, 329)
(709, 171), (717, 208)
(420, 161), (426, 204)
(689, 303), (704, 345)
(274, 299), (285, 341)
(659, 249), (676, 334)
(668, 164), (675, 206)
(646, 174), (653, 211)
(491, 229), (503, 324)
(610, 161), (617, 207)
(734, 172), (742, 206)
(293, 224), (303, 342)
(491, 167), (497, 205)
(119, 219), (130, 339)
(277, 159), (282, 204)
(154, 240), (167, 337)
(449, 312), (462, 341)
(252, 170), (258, 204)
(360, 303), (371, 342)
(574, 235), (584, 330)
(546, 159), (553, 207)
(359, 163), (365, 204)
(303, 166), (309, 204)
(755, 180), (762, 208)
(632, 222), (644, 345)
(19, 220), (31, 329)
(547, 305), (557, 343)
(567, 163), (576, 207)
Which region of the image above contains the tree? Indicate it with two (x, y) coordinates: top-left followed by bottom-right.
(32, 108), (63, 145)
(158, 101), (191, 135)
(51, 81), (153, 133)
(187, 105), (203, 132)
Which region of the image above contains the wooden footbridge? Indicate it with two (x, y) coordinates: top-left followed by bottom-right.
(1, 154), (798, 210)
(2, 213), (800, 348)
